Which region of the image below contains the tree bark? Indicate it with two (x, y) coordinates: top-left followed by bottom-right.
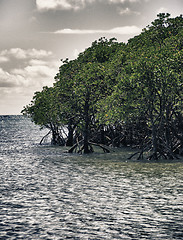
(66, 119), (74, 146)
(83, 93), (91, 153)
(100, 124), (105, 144)
(50, 123), (65, 146)
(150, 113), (158, 160)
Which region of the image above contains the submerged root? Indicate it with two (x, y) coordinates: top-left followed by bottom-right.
(67, 140), (110, 154)
(129, 146), (179, 161)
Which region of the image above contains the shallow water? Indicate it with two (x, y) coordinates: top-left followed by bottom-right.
(0, 115), (183, 239)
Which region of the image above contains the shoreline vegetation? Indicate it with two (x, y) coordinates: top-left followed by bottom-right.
(22, 13), (183, 160)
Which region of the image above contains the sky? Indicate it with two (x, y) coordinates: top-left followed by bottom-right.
(0, 0), (182, 115)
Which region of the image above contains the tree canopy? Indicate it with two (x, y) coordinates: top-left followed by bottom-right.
(22, 14), (183, 159)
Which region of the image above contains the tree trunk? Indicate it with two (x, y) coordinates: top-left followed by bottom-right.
(50, 123), (65, 146)
(83, 93), (91, 153)
(100, 124), (105, 144)
(150, 113), (158, 160)
(66, 119), (74, 146)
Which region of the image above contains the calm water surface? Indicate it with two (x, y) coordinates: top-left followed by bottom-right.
(0, 115), (183, 239)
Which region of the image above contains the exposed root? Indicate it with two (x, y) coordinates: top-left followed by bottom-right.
(68, 139), (83, 153)
(40, 131), (51, 145)
(89, 141), (111, 153)
(67, 140), (111, 154)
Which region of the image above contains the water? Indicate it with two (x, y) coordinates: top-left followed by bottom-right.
(0, 115), (183, 240)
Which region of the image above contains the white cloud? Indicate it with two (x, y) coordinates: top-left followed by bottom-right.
(0, 48), (56, 92)
(36, 0), (141, 11)
(55, 26), (141, 35)
(36, 0), (95, 11)
(12, 65), (57, 81)
(0, 48), (58, 91)
(36, 0), (73, 11)
(0, 68), (23, 88)
(109, 0), (139, 3)
(0, 60), (59, 111)
(156, 7), (169, 14)
(110, 26), (141, 34)
(28, 59), (48, 66)
(0, 59), (59, 114)
(8, 60), (59, 89)
(109, 0), (125, 2)
(0, 48), (53, 60)
(0, 56), (9, 63)
(0, 48), (60, 114)
(118, 7), (140, 15)
(73, 49), (80, 59)
(55, 29), (97, 34)
(1, 48), (26, 59)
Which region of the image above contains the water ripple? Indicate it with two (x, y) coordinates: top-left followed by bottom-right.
(0, 116), (183, 239)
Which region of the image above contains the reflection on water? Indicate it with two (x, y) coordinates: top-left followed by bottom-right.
(0, 116), (183, 239)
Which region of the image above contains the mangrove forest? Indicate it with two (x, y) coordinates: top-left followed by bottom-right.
(22, 13), (183, 160)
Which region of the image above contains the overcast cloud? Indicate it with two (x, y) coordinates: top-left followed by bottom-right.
(0, 0), (182, 114)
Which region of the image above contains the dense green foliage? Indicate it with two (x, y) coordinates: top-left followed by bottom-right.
(22, 14), (183, 159)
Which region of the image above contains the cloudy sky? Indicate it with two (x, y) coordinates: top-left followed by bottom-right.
(0, 0), (182, 115)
